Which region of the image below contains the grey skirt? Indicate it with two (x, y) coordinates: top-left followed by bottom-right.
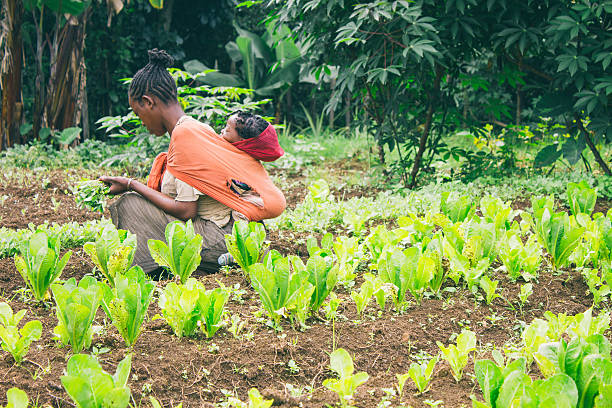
(108, 192), (233, 275)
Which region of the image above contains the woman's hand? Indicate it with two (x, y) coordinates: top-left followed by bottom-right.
(99, 176), (131, 195)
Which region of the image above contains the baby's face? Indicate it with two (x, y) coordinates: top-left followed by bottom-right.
(220, 115), (242, 143)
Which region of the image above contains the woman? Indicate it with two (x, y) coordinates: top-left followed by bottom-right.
(101, 49), (286, 274)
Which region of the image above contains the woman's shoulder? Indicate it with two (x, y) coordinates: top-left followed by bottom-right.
(174, 117), (216, 137)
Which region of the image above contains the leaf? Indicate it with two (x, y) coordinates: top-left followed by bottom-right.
(534, 144), (562, 168)
(148, 0), (163, 9)
(474, 359), (503, 406)
(533, 373), (578, 408)
(329, 348), (354, 378)
(6, 388), (29, 408)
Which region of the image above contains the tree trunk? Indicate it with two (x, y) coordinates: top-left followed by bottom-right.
(30, 5), (45, 138)
(576, 115), (611, 176)
(43, 8), (90, 133)
(408, 66), (443, 189)
(0, 0), (24, 149)
(77, 58), (89, 139)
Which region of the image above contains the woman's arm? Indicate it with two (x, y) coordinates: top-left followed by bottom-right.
(99, 176), (197, 221)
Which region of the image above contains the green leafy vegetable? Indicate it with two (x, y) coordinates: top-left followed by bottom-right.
(83, 225), (136, 287)
(480, 276), (501, 305)
(0, 302), (42, 365)
(248, 251), (308, 328)
(159, 279), (201, 338)
(51, 276), (102, 353)
(533, 209), (585, 270)
(437, 329), (477, 382)
(100, 266), (155, 347)
(377, 246), (433, 306)
(198, 285), (229, 338)
(306, 254), (338, 312)
(148, 220), (203, 284)
(323, 348), (369, 408)
(2, 388), (28, 408)
(224, 220), (267, 274)
(498, 231), (541, 282)
(61, 353), (132, 408)
(14, 231), (71, 301)
(408, 355), (438, 394)
(440, 191), (476, 223)
(74, 180), (110, 213)
(567, 181), (597, 216)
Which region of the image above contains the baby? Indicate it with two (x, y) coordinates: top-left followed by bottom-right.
(220, 111), (284, 161)
(217, 111), (284, 266)
(220, 111), (284, 195)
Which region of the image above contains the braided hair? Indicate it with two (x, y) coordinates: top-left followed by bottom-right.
(232, 111), (269, 139)
(129, 49), (178, 105)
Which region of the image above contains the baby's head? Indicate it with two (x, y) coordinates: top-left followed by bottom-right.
(221, 111), (269, 143)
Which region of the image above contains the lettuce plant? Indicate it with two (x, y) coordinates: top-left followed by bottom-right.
(365, 225), (409, 266)
(442, 233), (489, 293)
(61, 353), (132, 408)
(248, 251), (308, 328)
(533, 209), (585, 271)
(350, 273), (384, 315)
(377, 247), (433, 306)
(475, 334), (612, 408)
(158, 279), (202, 338)
(198, 285), (229, 338)
(479, 276), (501, 305)
(323, 348), (369, 408)
(158, 278), (228, 338)
(2, 388), (28, 408)
(333, 235), (361, 284)
(100, 266), (155, 347)
(286, 280), (314, 331)
(14, 231), (71, 300)
(436, 329), (477, 382)
(498, 231), (541, 282)
(148, 220), (203, 284)
(84, 225), (136, 287)
(306, 254), (338, 312)
(582, 268), (611, 307)
(531, 195), (556, 219)
(224, 220), (267, 274)
(440, 191), (476, 223)
(398, 212), (436, 244)
(424, 234), (446, 295)
(480, 195), (517, 232)
(0, 302), (42, 365)
(567, 180), (597, 216)
(51, 276), (102, 353)
(407, 355), (438, 394)
(306, 232), (334, 257)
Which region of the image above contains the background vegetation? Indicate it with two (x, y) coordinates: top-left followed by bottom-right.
(0, 0), (610, 187)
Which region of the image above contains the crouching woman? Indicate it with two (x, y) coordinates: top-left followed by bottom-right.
(100, 49), (285, 275)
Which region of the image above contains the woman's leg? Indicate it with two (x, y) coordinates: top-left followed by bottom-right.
(109, 192), (232, 275)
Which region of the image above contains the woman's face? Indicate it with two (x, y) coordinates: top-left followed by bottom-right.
(220, 115), (242, 143)
(129, 95), (166, 136)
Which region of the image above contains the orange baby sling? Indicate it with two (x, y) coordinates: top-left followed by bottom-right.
(147, 118), (286, 221)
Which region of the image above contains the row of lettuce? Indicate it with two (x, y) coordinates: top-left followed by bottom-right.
(3, 301), (610, 407)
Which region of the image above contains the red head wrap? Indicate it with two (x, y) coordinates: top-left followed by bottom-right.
(231, 124), (284, 162)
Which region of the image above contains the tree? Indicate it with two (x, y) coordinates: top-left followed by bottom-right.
(0, 0), (25, 149)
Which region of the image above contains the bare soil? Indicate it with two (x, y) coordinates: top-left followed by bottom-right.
(0, 170), (604, 408)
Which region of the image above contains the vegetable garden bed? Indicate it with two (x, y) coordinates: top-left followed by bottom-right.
(0, 169), (610, 407)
